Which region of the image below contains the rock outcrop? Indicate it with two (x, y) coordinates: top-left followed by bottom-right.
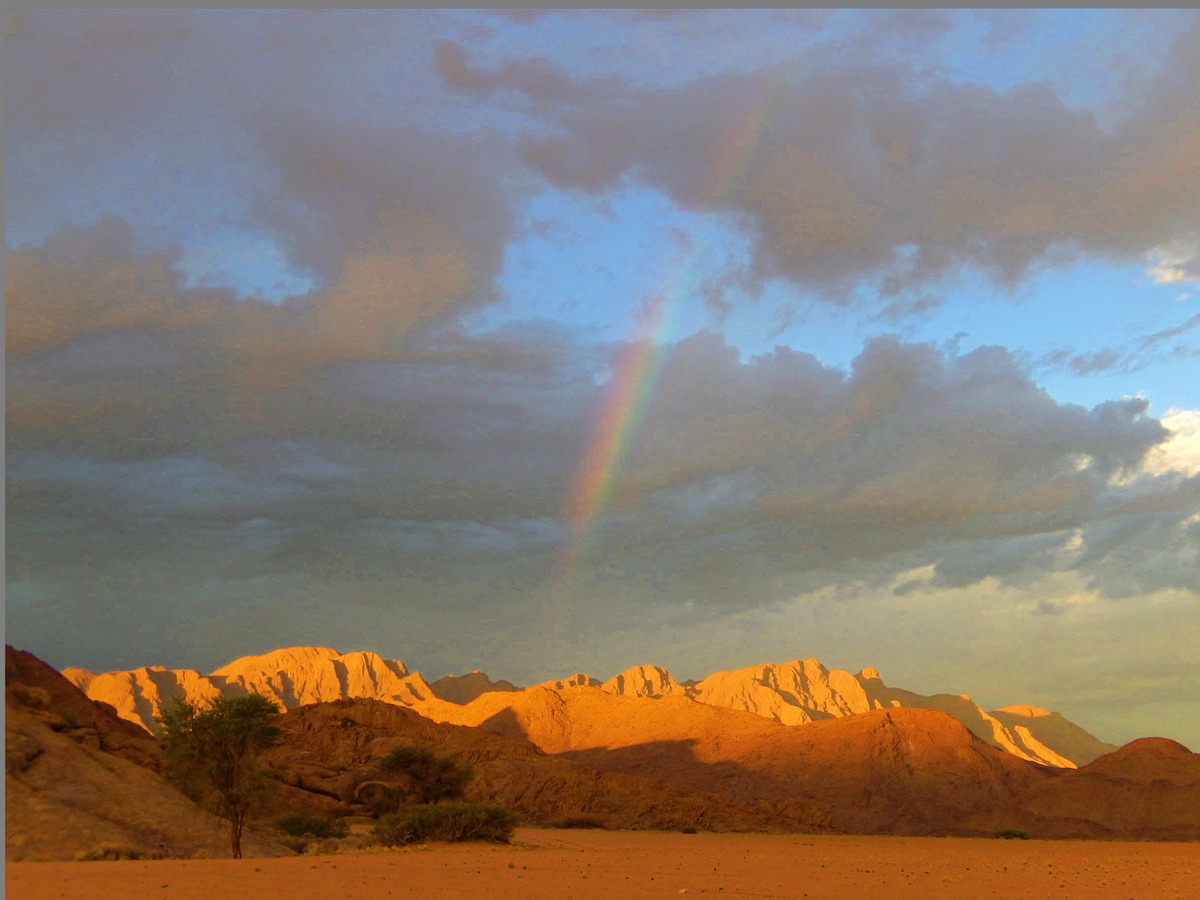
(602, 664), (690, 699)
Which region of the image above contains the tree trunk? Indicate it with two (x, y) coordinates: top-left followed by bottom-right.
(230, 810), (244, 859)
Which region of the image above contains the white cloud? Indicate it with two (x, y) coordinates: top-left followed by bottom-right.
(1141, 408), (1200, 477)
(1146, 241), (1200, 288)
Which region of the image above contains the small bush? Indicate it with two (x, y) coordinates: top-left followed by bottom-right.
(374, 803), (517, 846)
(557, 816), (606, 830)
(278, 813), (350, 839)
(79, 844), (162, 861)
(681, 826), (699, 835)
(992, 828), (1030, 840)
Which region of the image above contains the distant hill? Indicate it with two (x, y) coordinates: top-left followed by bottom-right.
(68, 645), (1115, 767)
(952, 737), (1200, 840)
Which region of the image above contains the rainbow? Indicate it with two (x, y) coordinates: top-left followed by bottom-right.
(551, 74), (786, 603)
(564, 293), (671, 540)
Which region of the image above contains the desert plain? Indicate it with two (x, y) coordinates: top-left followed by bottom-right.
(8, 828), (1200, 900)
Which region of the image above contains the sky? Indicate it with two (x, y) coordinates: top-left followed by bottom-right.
(5, 9), (1199, 749)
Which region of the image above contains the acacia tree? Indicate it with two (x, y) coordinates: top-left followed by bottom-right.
(158, 693), (281, 858)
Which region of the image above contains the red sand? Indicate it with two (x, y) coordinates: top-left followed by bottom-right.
(7, 828), (1199, 899)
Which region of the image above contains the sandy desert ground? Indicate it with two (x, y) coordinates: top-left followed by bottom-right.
(7, 828), (1199, 900)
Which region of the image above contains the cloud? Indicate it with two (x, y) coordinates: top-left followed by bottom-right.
(1146, 241), (1200, 286)
(5, 218), (215, 359)
(6, 107), (517, 384)
(8, 235), (1197, 676)
(1142, 409), (1200, 477)
(445, 17), (1200, 300)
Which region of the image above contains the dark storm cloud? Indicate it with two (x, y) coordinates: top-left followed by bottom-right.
(6, 216), (1195, 669)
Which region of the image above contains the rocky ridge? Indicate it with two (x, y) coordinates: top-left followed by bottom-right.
(70, 646), (1115, 766)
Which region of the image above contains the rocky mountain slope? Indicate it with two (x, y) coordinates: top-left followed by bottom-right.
(267, 698), (831, 834)
(69, 646), (1115, 767)
(423, 680), (1200, 839)
(952, 737), (1200, 840)
(5, 647), (289, 861)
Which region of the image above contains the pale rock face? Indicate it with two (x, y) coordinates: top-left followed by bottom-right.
(78, 647), (426, 733)
(853, 677), (1110, 767)
(81, 667), (223, 734)
(991, 704), (1117, 766)
(60, 667), (96, 691)
(69, 645), (1117, 768)
(212, 646), (424, 709)
(590, 657), (1111, 767)
(690, 659), (878, 726)
(602, 665), (690, 699)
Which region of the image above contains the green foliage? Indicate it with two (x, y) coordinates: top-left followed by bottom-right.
(992, 827), (1030, 840)
(158, 693), (281, 858)
(379, 745), (473, 805)
(278, 813), (350, 839)
(373, 803), (517, 846)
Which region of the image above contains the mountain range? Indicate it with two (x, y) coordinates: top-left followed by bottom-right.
(8, 644), (1200, 861)
(64, 645), (1114, 767)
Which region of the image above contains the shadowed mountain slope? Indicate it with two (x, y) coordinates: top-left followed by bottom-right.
(422, 682), (1053, 835)
(952, 737), (1200, 840)
(264, 698), (831, 834)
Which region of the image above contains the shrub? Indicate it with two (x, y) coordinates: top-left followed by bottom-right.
(992, 828), (1030, 840)
(379, 745), (473, 805)
(78, 844), (162, 861)
(557, 816), (605, 830)
(279, 814), (350, 839)
(374, 803), (517, 846)
(356, 781), (408, 818)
